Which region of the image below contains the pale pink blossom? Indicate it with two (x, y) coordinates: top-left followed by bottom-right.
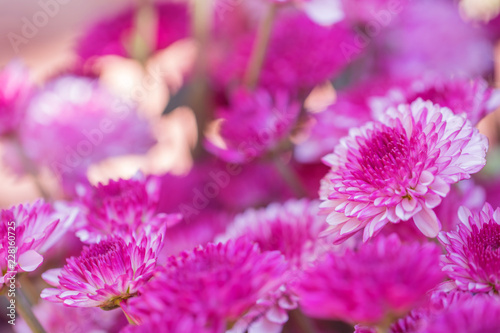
(41, 233), (164, 309)
(320, 99), (488, 243)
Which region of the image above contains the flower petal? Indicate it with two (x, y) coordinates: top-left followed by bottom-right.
(413, 206), (441, 238)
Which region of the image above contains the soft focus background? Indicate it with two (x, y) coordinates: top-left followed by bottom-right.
(0, 0), (197, 207)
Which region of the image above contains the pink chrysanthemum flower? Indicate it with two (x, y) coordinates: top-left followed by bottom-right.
(370, 76), (500, 126)
(74, 174), (181, 243)
(381, 179), (486, 243)
(297, 234), (444, 325)
(18, 75), (154, 192)
(41, 233), (163, 309)
(160, 210), (232, 259)
(439, 202), (500, 293)
(0, 61), (33, 136)
(434, 180), (486, 232)
(374, 0), (493, 79)
(319, 99), (488, 243)
(419, 293), (500, 333)
(205, 88), (300, 163)
(340, 0), (393, 23)
(0, 200), (75, 287)
(295, 87), (373, 163)
(219, 199), (334, 270)
(355, 291), (479, 333)
(123, 239), (288, 331)
(218, 199), (335, 332)
(77, 2), (189, 61)
(215, 12), (355, 93)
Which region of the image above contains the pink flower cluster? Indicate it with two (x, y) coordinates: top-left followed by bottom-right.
(3, 0), (500, 332)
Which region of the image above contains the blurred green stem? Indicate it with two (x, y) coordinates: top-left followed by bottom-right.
(127, 0), (157, 65)
(15, 288), (47, 333)
(244, 3), (277, 89)
(119, 301), (138, 325)
(189, 0), (214, 158)
(288, 309), (317, 333)
(19, 274), (39, 307)
(10, 134), (50, 200)
(273, 157), (308, 198)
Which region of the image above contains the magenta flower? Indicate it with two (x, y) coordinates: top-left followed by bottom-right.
(370, 76), (500, 125)
(160, 210), (232, 259)
(381, 179), (486, 243)
(219, 199), (334, 270)
(340, 0), (394, 23)
(295, 87), (373, 163)
(74, 174), (181, 243)
(0, 61), (33, 136)
(41, 233), (164, 309)
(419, 294), (500, 333)
(205, 87), (300, 163)
(215, 12), (355, 93)
(123, 239), (288, 331)
(434, 180), (486, 232)
(18, 75), (154, 192)
(357, 291), (479, 333)
(0, 200), (74, 286)
(297, 234), (444, 325)
(439, 202), (500, 293)
(319, 99), (488, 243)
(218, 199), (335, 332)
(77, 2), (189, 61)
(374, 0), (492, 79)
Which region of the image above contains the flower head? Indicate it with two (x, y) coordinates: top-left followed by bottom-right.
(19, 75), (154, 192)
(77, 2), (189, 61)
(74, 174), (181, 243)
(218, 199), (336, 332)
(297, 234), (444, 325)
(219, 199), (334, 270)
(124, 239), (288, 331)
(0, 200), (74, 286)
(370, 76), (500, 125)
(0, 61), (33, 136)
(295, 87), (373, 163)
(205, 87), (300, 163)
(320, 99), (488, 243)
(439, 202), (500, 293)
(41, 233), (163, 308)
(419, 293), (500, 333)
(215, 12), (355, 93)
(374, 0), (492, 79)
(434, 180), (486, 232)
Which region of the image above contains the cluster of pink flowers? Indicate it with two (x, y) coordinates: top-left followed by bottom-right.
(3, 0), (500, 332)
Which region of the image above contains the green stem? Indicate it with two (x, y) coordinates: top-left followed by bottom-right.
(10, 135), (50, 201)
(127, 0), (157, 65)
(19, 274), (39, 307)
(119, 300), (139, 325)
(189, 0), (214, 158)
(273, 156), (308, 198)
(288, 309), (317, 333)
(15, 288), (47, 333)
(244, 3), (277, 89)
